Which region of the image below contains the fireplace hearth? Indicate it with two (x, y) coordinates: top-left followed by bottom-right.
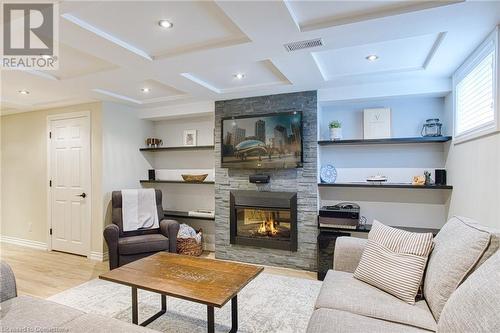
(230, 190), (297, 251)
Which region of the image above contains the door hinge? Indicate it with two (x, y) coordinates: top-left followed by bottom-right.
(49, 131), (52, 139)
(49, 180), (52, 187)
(49, 228), (52, 235)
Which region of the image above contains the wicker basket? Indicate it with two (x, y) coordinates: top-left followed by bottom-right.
(177, 229), (203, 256)
(181, 174), (208, 183)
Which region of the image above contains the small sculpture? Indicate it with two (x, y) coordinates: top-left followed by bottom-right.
(424, 171), (432, 185)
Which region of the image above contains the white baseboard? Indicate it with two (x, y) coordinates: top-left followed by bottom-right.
(0, 235), (48, 250)
(89, 251), (108, 262)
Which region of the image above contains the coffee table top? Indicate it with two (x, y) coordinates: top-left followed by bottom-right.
(99, 252), (264, 307)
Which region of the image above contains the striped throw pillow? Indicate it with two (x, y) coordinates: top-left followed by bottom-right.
(353, 220), (434, 304)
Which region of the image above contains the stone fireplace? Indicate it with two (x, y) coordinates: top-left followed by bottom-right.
(230, 190), (297, 251)
(214, 91), (318, 271)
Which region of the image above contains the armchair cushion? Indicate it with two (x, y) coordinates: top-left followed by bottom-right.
(118, 234), (169, 255)
(333, 237), (367, 273)
(316, 270), (437, 332)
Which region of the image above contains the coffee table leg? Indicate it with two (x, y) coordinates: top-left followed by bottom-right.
(132, 287), (138, 325)
(207, 306), (215, 333)
(206, 296), (237, 333)
(230, 295), (238, 333)
(161, 294), (167, 311)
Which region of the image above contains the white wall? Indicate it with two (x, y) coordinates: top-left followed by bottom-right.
(444, 94), (500, 229)
(142, 115), (216, 250)
(319, 96), (450, 229)
(101, 102), (154, 226)
(319, 96), (448, 140)
(0, 103), (105, 253)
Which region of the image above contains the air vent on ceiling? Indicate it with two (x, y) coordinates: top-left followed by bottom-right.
(284, 38), (323, 52)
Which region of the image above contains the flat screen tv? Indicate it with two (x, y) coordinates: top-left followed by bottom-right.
(221, 111), (303, 169)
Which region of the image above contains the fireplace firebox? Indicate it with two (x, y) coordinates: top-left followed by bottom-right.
(230, 190), (297, 251)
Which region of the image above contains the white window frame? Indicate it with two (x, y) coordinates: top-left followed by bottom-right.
(452, 26), (499, 144)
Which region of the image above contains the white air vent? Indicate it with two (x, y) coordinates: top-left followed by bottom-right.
(284, 38), (323, 52)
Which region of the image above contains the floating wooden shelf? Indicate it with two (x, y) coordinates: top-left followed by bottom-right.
(164, 210), (215, 221)
(318, 182), (453, 190)
(140, 180), (215, 184)
(318, 136), (452, 146)
(140, 145), (214, 152)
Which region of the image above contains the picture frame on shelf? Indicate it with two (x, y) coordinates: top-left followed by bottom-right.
(363, 108), (391, 139)
(183, 129), (197, 146)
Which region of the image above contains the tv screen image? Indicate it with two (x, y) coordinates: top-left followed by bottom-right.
(221, 112), (303, 169)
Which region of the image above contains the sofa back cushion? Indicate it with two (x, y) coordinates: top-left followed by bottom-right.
(424, 216), (491, 321)
(353, 220), (434, 304)
(437, 250), (500, 333)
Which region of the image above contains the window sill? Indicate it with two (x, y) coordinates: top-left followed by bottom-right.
(453, 125), (499, 145)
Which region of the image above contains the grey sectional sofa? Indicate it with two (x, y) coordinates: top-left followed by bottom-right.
(0, 261), (154, 333)
(307, 216), (500, 333)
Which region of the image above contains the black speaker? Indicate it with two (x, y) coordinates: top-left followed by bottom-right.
(148, 169), (156, 181)
(249, 174), (270, 184)
(435, 169), (447, 185)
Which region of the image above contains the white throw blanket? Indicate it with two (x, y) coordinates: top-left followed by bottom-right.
(121, 189), (159, 232)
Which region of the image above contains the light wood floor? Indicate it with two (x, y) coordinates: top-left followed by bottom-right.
(1, 243), (316, 299)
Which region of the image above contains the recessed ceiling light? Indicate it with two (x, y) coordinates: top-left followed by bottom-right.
(18, 90), (30, 95)
(234, 73), (245, 80)
(158, 20), (173, 29)
(141, 87), (150, 93)
(366, 54), (379, 61)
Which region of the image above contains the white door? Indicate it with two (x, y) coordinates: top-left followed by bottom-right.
(49, 113), (91, 256)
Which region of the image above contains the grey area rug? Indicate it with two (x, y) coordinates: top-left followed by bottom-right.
(48, 273), (321, 333)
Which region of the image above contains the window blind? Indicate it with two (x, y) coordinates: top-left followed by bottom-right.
(455, 50), (495, 136)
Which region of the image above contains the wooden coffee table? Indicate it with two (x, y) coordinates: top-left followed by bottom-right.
(99, 252), (263, 332)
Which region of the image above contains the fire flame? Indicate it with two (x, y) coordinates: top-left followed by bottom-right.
(257, 213), (278, 236)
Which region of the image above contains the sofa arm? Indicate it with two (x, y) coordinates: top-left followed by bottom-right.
(333, 237), (368, 273)
(103, 224), (120, 270)
(1, 261), (17, 302)
(160, 219), (180, 253)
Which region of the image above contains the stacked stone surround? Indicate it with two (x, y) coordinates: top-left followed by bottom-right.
(214, 91), (318, 271)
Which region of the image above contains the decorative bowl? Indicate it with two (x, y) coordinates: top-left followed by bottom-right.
(181, 174), (208, 183)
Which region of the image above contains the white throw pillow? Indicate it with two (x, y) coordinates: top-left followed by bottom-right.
(354, 220), (434, 304)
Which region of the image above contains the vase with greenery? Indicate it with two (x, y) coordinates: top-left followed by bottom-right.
(329, 120), (342, 141)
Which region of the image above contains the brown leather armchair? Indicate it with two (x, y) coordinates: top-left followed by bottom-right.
(103, 190), (179, 270)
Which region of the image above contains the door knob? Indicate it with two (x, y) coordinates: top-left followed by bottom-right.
(77, 193), (86, 198)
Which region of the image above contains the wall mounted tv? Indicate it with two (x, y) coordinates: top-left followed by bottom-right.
(221, 111), (303, 169)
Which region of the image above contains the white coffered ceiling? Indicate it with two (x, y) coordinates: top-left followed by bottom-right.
(1, 0), (500, 115)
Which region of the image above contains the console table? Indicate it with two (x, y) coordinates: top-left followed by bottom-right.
(317, 225), (440, 280)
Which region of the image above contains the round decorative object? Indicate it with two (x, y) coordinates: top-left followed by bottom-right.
(320, 165), (337, 183)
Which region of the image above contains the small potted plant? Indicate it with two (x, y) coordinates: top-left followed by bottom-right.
(329, 120), (342, 141)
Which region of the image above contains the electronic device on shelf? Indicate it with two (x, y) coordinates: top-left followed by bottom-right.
(318, 202), (360, 230)
(249, 174), (270, 184)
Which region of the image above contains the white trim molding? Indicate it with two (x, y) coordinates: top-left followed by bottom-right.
(89, 251), (109, 262)
(0, 235), (48, 250)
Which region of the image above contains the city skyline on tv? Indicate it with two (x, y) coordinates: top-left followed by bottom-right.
(222, 112), (303, 169)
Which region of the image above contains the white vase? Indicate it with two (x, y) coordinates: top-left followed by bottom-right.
(330, 128), (342, 141)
